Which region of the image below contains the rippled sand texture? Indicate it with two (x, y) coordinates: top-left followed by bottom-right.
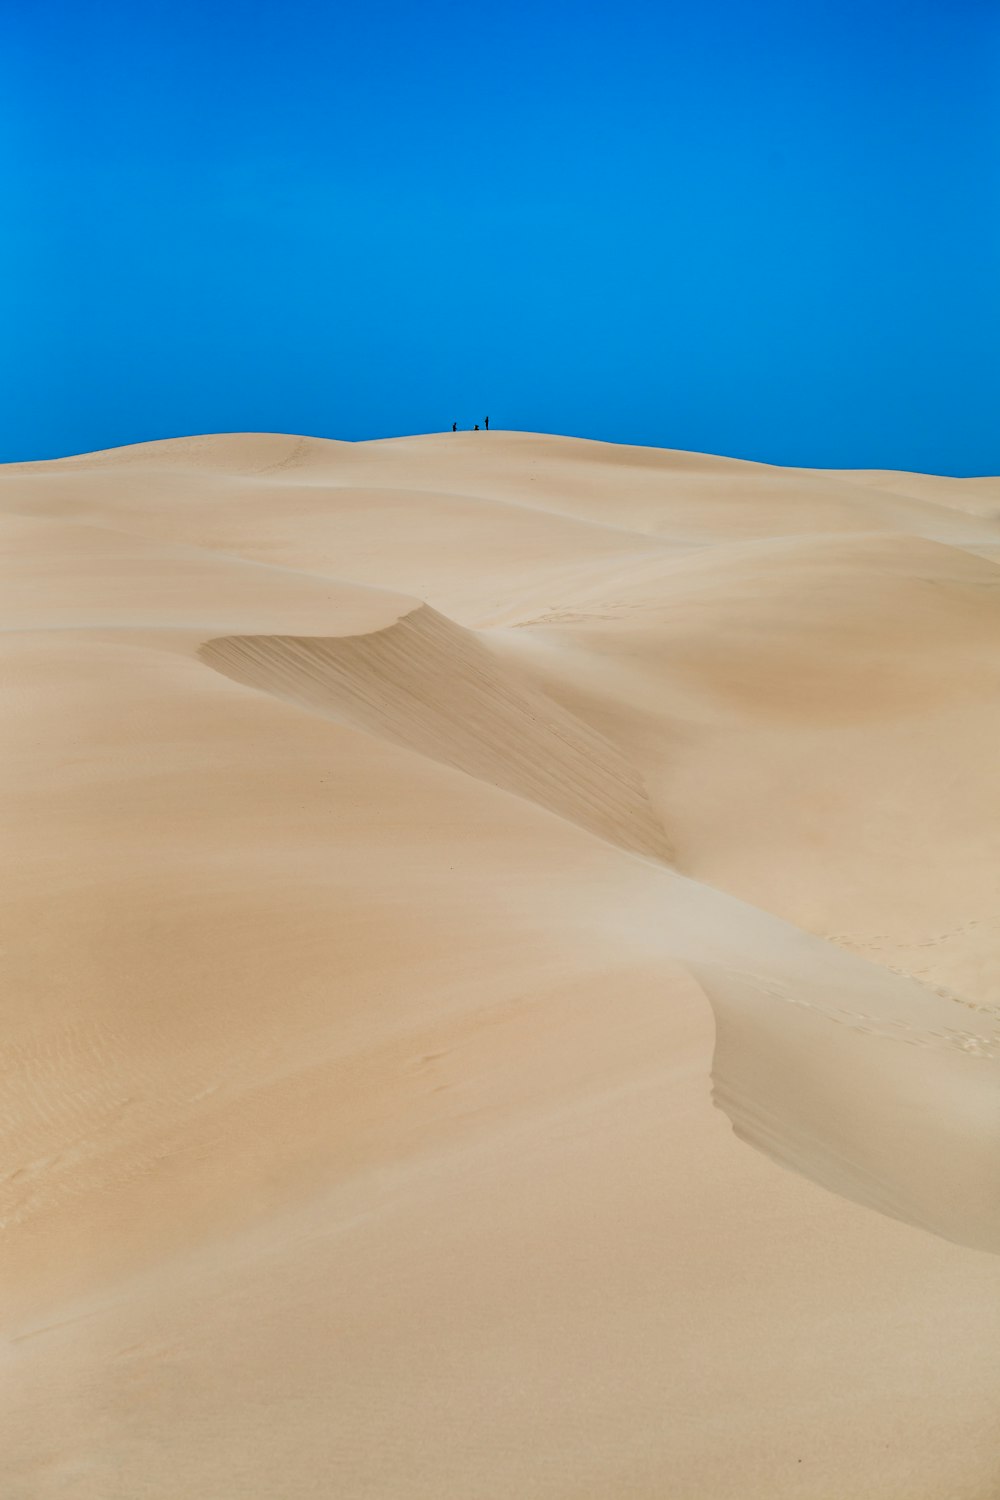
(4, 431), (1000, 1498)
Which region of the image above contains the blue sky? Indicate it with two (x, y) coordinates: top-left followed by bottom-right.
(3, 0), (998, 471)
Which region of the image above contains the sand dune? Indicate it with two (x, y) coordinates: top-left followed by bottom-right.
(200, 606), (673, 862)
(4, 431), (1000, 1498)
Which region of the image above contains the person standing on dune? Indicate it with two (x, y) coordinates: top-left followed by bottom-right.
(452, 421), (457, 431)
(485, 415), (489, 431)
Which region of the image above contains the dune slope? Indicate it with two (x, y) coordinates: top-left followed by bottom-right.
(4, 430), (1000, 1500)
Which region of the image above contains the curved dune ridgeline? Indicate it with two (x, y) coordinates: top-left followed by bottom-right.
(6, 430), (1000, 1499)
(199, 604), (1000, 1257)
(199, 608), (673, 863)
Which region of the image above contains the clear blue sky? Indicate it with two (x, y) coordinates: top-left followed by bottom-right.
(3, 0), (998, 472)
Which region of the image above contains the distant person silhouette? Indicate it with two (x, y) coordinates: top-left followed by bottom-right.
(484, 415), (489, 431)
(452, 421), (457, 431)
(474, 423), (480, 431)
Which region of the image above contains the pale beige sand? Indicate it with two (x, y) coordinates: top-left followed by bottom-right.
(3, 431), (1000, 1498)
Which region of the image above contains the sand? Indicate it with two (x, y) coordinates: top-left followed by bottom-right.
(3, 429), (1000, 1498)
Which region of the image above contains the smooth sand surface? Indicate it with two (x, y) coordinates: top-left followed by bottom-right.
(4, 430), (1000, 1498)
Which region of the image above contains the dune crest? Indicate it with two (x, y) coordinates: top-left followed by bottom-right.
(200, 606), (673, 863)
(200, 603), (1000, 1256)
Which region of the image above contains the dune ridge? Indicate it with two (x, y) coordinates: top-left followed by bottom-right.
(5, 431), (1000, 1499)
(200, 606), (673, 863)
(200, 605), (1000, 1258)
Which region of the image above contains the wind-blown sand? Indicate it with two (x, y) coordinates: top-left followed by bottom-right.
(4, 430), (1000, 1498)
